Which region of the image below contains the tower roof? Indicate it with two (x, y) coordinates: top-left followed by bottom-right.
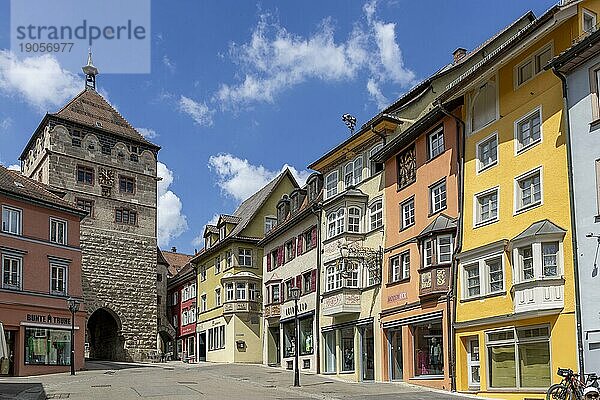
(52, 88), (157, 147)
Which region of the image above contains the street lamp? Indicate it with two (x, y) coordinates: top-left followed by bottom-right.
(290, 286), (301, 387)
(67, 297), (80, 376)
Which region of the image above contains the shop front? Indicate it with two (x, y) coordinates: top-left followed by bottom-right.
(0, 299), (85, 376)
(380, 309), (451, 390)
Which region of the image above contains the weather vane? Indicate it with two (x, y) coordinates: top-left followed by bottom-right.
(342, 114), (357, 134)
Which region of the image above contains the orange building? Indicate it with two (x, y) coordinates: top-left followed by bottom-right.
(371, 99), (463, 390)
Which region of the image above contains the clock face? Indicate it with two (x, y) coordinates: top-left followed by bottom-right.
(437, 269), (447, 286)
(421, 271), (432, 289)
(99, 168), (115, 186)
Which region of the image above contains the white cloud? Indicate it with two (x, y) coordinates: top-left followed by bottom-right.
(0, 117), (12, 132)
(0, 51), (80, 110)
(157, 162), (188, 248)
(208, 153), (310, 202)
(136, 127), (158, 139)
(7, 164), (20, 171)
(179, 95), (214, 127)
(162, 55), (176, 72)
(209, 0), (415, 111)
(367, 78), (388, 109)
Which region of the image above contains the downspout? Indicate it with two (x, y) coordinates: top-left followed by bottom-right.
(371, 125), (387, 145)
(310, 202), (323, 374)
(438, 102), (465, 393)
(551, 67), (585, 375)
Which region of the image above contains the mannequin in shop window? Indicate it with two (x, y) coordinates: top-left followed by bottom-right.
(417, 348), (429, 375)
(429, 337), (442, 374)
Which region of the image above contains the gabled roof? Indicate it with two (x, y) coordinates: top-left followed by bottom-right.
(228, 168), (298, 238)
(218, 214), (241, 225)
(53, 88), (158, 147)
(161, 249), (193, 277)
(0, 165), (86, 217)
(191, 169), (298, 263)
(203, 225), (219, 237)
(418, 214), (457, 238)
(512, 220), (566, 242)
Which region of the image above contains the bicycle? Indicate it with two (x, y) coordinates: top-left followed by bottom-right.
(546, 368), (599, 400)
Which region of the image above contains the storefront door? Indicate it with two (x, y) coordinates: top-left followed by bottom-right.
(360, 326), (374, 381)
(198, 332), (206, 361)
(389, 329), (403, 381)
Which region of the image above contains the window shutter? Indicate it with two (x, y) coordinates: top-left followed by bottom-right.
(267, 253), (271, 271)
(311, 269), (317, 293)
(311, 226), (317, 247)
(265, 286), (270, 304)
(277, 246), (282, 266)
(296, 275), (302, 291)
(281, 282), (285, 301)
(292, 240), (296, 259)
(280, 245), (285, 265)
(297, 235), (303, 255)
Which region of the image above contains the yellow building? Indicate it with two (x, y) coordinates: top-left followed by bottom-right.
(435, 2), (600, 398)
(191, 170), (297, 363)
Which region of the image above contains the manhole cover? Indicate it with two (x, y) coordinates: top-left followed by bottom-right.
(104, 370), (116, 375)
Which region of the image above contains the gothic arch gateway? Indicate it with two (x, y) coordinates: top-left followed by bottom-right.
(87, 308), (125, 361)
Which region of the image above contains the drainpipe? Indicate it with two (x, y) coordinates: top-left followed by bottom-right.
(371, 125), (387, 145)
(310, 202), (323, 374)
(438, 102), (465, 393)
(551, 67), (585, 376)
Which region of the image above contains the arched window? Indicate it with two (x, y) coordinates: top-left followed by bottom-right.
(370, 200), (383, 230)
(471, 80), (496, 132)
(348, 207), (361, 233)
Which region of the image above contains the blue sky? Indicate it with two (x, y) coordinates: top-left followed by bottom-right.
(0, 0), (556, 254)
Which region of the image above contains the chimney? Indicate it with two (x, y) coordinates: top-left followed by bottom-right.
(171, 246), (177, 253)
(453, 47), (467, 63)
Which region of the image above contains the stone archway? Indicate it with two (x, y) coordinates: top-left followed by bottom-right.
(87, 308), (124, 361)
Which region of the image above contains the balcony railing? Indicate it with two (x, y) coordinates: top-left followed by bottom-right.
(419, 265), (450, 297)
(222, 300), (261, 315)
(512, 277), (564, 314)
(321, 287), (361, 316)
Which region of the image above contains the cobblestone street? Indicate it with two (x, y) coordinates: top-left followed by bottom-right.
(0, 361), (473, 399)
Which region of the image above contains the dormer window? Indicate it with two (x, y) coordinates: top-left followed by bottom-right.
(219, 225), (226, 240)
(471, 80), (496, 132)
(205, 237), (210, 249)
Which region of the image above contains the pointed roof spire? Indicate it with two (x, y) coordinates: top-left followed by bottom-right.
(82, 49), (99, 90)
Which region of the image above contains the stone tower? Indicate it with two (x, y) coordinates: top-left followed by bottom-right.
(19, 54), (160, 361)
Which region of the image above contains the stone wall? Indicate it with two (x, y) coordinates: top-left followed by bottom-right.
(81, 227), (157, 361)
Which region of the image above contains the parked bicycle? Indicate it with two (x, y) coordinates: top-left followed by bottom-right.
(546, 368), (598, 400)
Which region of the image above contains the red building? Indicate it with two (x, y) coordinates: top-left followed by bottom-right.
(0, 165), (87, 376)
(163, 250), (196, 361)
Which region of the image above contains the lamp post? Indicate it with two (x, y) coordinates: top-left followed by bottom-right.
(67, 297), (80, 376)
(290, 287), (301, 387)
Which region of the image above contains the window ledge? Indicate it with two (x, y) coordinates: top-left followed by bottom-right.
(474, 218), (499, 229)
(590, 118), (600, 131)
(514, 201), (542, 216)
(428, 206), (448, 218)
(477, 161), (498, 175)
(515, 139), (542, 156)
(386, 278), (410, 287)
(460, 290), (506, 303)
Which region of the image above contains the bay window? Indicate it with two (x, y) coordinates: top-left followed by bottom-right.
(347, 207), (361, 233)
(423, 234), (453, 267)
(225, 282), (234, 301)
(514, 240), (562, 282)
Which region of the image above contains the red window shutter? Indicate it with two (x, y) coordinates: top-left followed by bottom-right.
(292, 240), (296, 259)
(297, 235), (303, 255)
(280, 245), (285, 265)
(311, 226), (317, 247)
(277, 246), (283, 266)
(267, 253), (271, 271)
(296, 275), (302, 291)
(311, 269), (317, 293)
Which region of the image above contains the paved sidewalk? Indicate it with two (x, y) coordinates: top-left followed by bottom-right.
(0, 361), (478, 399)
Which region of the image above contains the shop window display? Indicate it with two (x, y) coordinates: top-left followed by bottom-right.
(25, 328), (71, 366)
(341, 327), (355, 372)
(413, 321), (443, 376)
